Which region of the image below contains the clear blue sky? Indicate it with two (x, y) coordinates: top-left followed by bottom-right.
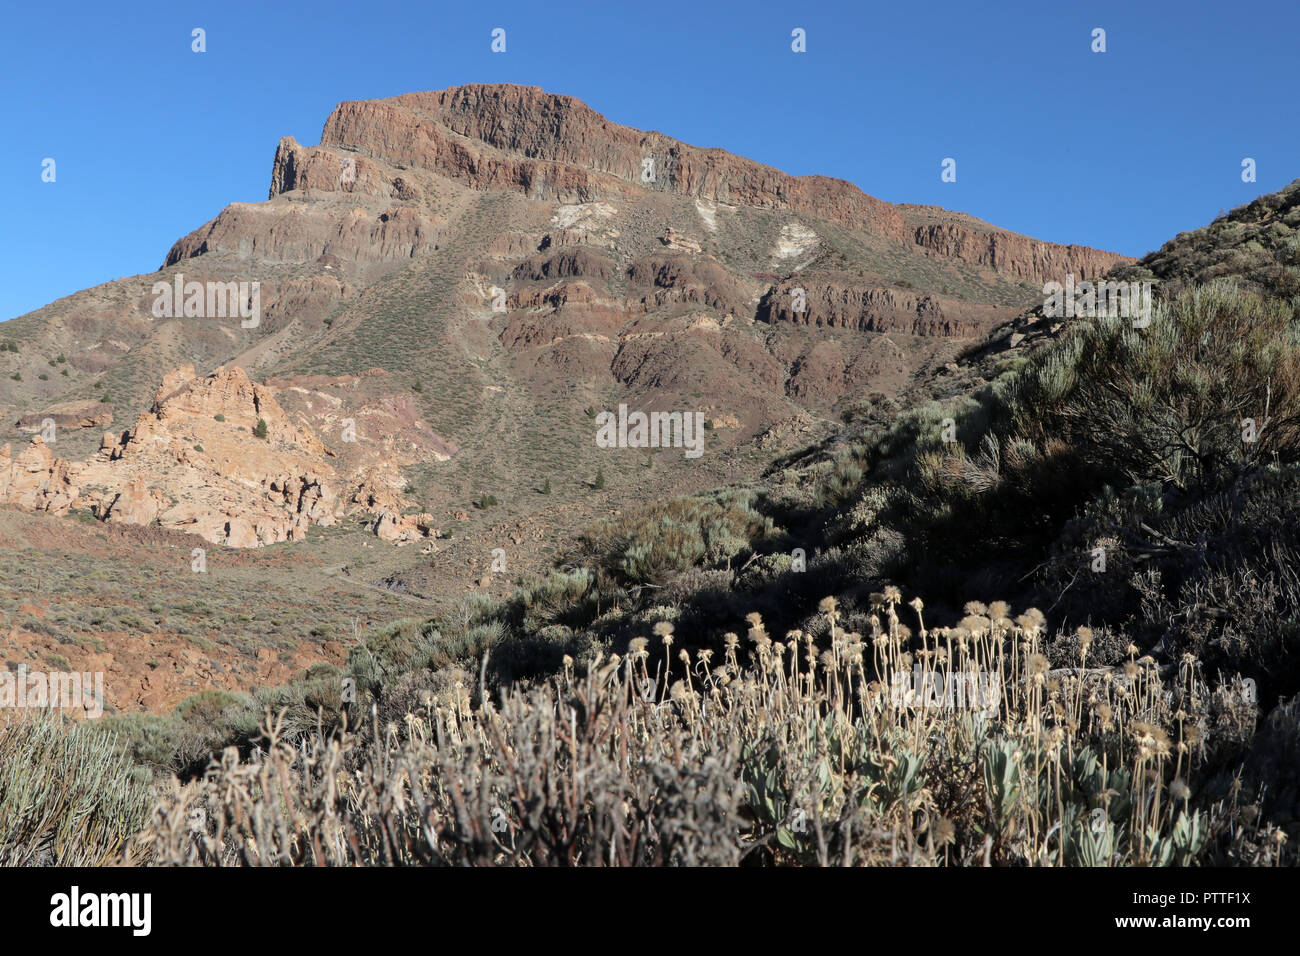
(2, 0), (1295, 321)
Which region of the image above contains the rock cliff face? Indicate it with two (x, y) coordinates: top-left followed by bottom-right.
(759, 279), (1014, 337)
(315, 88), (911, 240)
(163, 191), (439, 280)
(910, 223), (1120, 283)
(307, 85), (1125, 284)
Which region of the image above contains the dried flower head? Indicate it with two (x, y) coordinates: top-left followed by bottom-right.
(1093, 702), (1114, 730)
(931, 817), (956, 846)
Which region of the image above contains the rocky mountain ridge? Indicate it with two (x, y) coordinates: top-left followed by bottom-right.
(0, 84), (1132, 553)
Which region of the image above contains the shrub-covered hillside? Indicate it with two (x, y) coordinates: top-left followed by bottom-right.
(5, 185), (1300, 866)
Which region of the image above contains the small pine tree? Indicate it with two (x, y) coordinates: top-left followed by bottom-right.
(541, 478), (552, 495)
(254, 418), (268, 439)
(593, 466), (606, 490)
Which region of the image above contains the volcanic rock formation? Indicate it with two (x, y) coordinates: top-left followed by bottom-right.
(0, 364), (452, 547)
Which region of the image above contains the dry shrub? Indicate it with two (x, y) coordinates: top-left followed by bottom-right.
(131, 595), (1293, 867)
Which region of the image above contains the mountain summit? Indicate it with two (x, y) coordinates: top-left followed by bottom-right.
(2, 84), (1128, 469)
(0, 83), (1138, 592)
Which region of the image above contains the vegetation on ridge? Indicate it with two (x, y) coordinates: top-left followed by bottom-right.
(5, 183), (1300, 866)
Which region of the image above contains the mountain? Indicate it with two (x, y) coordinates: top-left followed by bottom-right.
(0, 84), (1130, 713)
(5, 88), (1298, 871)
(0, 83), (1127, 454)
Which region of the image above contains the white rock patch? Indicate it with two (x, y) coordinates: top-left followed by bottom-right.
(552, 202), (616, 229)
(773, 222), (820, 260)
(695, 199), (718, 232)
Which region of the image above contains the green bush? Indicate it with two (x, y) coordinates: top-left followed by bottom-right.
(1008, 281), (1300, 492)
(0, 712), (153, 865)
(572, 490), (774, 586)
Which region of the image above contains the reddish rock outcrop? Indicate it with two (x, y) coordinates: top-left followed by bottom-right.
(310, 85), (1126, 282)
(0, 438), (79, 514)
(15, 400), (113, 433)
(911, 223), (1121, 283)
(759, 278), (1018, 338)
(0, 365), (453, 548)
